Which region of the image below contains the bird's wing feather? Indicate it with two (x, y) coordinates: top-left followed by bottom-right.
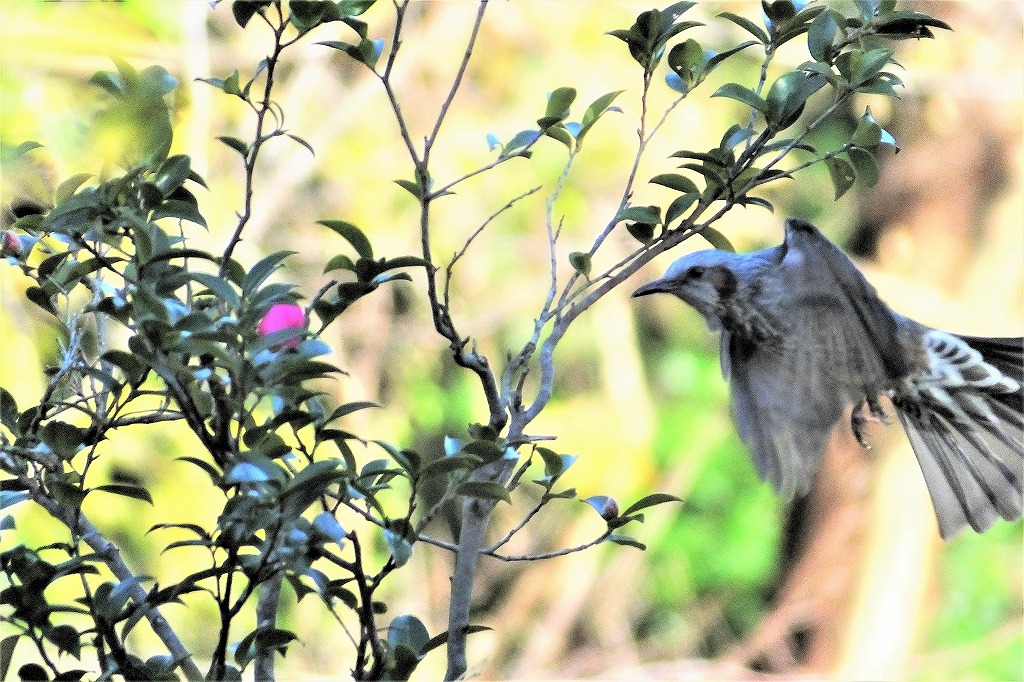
(726, 220), (911, 498)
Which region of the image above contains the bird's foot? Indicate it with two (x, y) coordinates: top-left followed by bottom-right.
(851, 396), (890, 449)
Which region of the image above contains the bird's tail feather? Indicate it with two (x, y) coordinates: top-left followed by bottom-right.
(894, 336), (1023, 538)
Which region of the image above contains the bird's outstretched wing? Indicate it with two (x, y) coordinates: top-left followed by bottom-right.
(726, 219), (913, 498)
(892, 332), (1023, 538)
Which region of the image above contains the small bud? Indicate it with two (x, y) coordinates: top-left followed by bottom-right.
(258, 303), (306, 349)
(599, 496), (619, 521)
(1, 231), (22, 257)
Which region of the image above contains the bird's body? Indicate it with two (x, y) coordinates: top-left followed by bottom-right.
(634, 218), (1023, 538)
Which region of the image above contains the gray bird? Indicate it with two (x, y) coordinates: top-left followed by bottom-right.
(633, 217), (1023, 538)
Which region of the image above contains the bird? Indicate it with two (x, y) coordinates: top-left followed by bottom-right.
(633, 217), (1023, 538)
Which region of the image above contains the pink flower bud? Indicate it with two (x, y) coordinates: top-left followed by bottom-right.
(2, 231), (21, 257)
(258, 303), (306, 349)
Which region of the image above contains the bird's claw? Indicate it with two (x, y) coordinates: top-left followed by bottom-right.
(851, 396), (890, 449)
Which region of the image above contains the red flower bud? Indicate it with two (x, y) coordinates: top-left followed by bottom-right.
(258, 303), (306, 349)
(2, 231), (21, 257)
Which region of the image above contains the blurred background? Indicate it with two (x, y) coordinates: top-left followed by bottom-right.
(1, 1), (1021, 679)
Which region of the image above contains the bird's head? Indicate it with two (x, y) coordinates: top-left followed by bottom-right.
(632, 250), (741, 328)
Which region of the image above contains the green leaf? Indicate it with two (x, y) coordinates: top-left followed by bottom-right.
(393, 178), (423, 200)
(568, 251), (591, 278)
(154, 155), (192, 196)
(698, 226), (735, 252)
(0, 388), (18, 434)
(93, 483), (154, 505)
(626, 222), (656, 244)
(718, 11), (768, 44)
(851, 116), (883, 148)
(323, 253), (355, 274)
(607, 533), (647, 550)
(456, 480), (511, 504)
(383, 528), (413, 567)
(665, 193), (698, 225)
(233, 1), (272, 28)
(100, 350), (147, 388)
(764, 71), (826, 128)
(577, 90), (624, 145)
(54, 173), (93, 205)
(217, 135), (250, 157)
(620, 492), (683, 517)
(290, 0), (331, 30)
(46, 624), (81, 659)
(543, 125), (574, 149)
(388, 614), (430, 654)
(150, 199), (208, 228)
(848, 147), (880, 188)
(190, 271), (241, 307)
(40, 421), (88, 459)
(3, 140), (43, 162)
(544, 86), (577, 119)
(317, 220), (373, 259)
(711, 83), (767, 113)
(287, 133), (316, 156)
(420, 625), (492, 656)
(825, 156), (857, 199)
(649, 173), (699, 194)
(1, 634), (19, 682)
(807, 9), (838, 61)
(617, 205), (661, 224)
(244, 250), (295, 295)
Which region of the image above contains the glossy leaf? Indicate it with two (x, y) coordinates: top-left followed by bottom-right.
(318, 220), (373, 259)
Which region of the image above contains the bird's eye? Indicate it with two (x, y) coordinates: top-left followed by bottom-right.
(688, 266), (705, 278)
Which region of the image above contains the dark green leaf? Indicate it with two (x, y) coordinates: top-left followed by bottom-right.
(807, 9), (838, 61)
(55, 173), (93, 205)
(607, 533), (646, 550)
(154, 155), (192, 196)
(189, 271), (241, 308)
(698, 226), (735, 252)
(317, 220), (373, 259)
(100, 350), (148, 388)
(456, 480), (511, 504)
(0, 388), (18, 434)
(233, 1), (272, 28)
(568, 251), (591, 278)
(323, 253), (355, 274)
(849, 147), (880, 188)
(650, 173), (699, 194)
(243, 250), (295, 295)
(620, 492), (683, 517)
(420, 625), (492, 656)
(393, 178), (423, 200)
(217, 136), (250, 157)
(705, 40), (759, 73)
(825, 156), (856, 199)
(544, 86), (576, 119)
(93, 483), (154, 505)
(40, 421), (88, 459)
(665, 193), (698, 225)
(47, 624), (81, 658)
(711, 83), (767, 113)
(150, 199), (208, 228)
(0, 634), (18, 682)
(626, 222), (656, 244)
(388, 614), (430, 654)
(718, 11), (769, 44)
(617, 205), (661, 224)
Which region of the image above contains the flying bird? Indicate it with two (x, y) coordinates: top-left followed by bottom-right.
(633, 218), (1023, 538)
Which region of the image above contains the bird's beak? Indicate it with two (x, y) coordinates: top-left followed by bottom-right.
(631, 279), (668, 298)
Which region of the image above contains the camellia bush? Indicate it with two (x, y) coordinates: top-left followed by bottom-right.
(0, 1), (951, 679)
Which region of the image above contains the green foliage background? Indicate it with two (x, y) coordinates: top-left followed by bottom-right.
(1, 1), (1021, 679)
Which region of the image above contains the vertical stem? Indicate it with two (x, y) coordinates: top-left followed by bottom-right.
(253, 574), (283, 681)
